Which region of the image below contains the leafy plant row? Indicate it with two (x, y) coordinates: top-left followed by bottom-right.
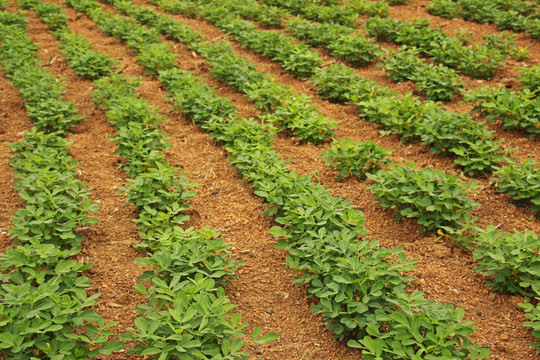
(152, 0), (322, 78)
(366, 17), (508, 79)
(382, 46), (464, 102)
(107, 0), (337, 144)
(0, 11), (122, 358)
(427, 0), (540, 39)
(149, 0), (509, 176)
(68, 0), (492, 357)
(286, 17), (381, 68)
(27, 0), (276, 357)
(323, 138), (480, 235)
(260, 0), (393, 24)
(17, 0), (117, 79)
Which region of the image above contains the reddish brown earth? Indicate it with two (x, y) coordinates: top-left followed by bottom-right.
(1, 0), (539, 359)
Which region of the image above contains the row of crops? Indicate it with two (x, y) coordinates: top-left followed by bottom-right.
(0, 0), (539, 358)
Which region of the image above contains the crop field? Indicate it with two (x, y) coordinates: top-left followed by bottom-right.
(0, 0), (539, 359)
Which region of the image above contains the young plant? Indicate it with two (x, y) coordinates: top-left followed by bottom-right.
(367, 163), (480, 234)
(464, 86), (540, 137)
(472, 226), (539, 297)
(322, 138), (393, 181)
(492, 159), (540, 217)
(519, 65), (540, 93)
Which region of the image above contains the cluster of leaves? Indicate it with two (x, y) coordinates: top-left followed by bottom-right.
(0, 0), (8, 10)
(367, 163), (480, 234)
(18, 0), (67, 30)
(151, 0), (322, 78)
(92, 12), (178, 75)
(464, 86), (540, 137)
(0, 21), (83, 134)
(383, 47), (464, 102)
(470, 226), (540, 349)
(259, 0), (359, 25)
(366, 17), (507, 79)
(18, 0), (118, 79)
(472, 226), (539, 297)
(312, 64), (390, 102)
(222, 0), (289, 28)
(0, 12), (122, 358)
(427, 0), (540, 39)
(519, 65), (540, 93)
(288, 18), (381, 67)
(158, 65), (490, 360)
(342, 0), (391, 17)
(111, 0), (336, 144)
(385, 0), (410, 4)
(312, 64), (507, 176)
(112, 0), (202, 43)
(89, 72), (277, 358)
(482, 31), (530, 61)
(322, 138), (393, 181)
(492, 159), (540, 217)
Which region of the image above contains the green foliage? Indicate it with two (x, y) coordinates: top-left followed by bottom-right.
(472, 227), (539, 297)
(91, 71), (274, 357)
(519, 65), (540, 93)
(197, 42), (336, 143)
(312, 63), (389, 103)
(302, 3), (358, 26)
(114, 0), (202, 43)
(359, 95), (506, 176)
(151, 0), (322, 78)
(56, 31), (117, 79)
(0, 12), (123, 358)
(348, 291), (490, 360)
(426, 0), (540, 39)
(520, 299), (540, 350)
(383, 47), (464, 102)
(0, 240), (123, 359)
(427, 0), (464, 18)
(367, 164), (480, 234)
(17, 0), (68, 30)
(482, 31), (530, 61)
(288, 18), (380, 67)
(137, 42), (178, 75)
(9, 131), (99, 247)
(386, 0), (410, 4)
(348, 0), (390, 17)
(293, 233), (417, 340)
(220, 17), (322, 78)
(0, 20), (84, 134)
(158, 66), (485, 358)
(260, 0), (360, 24)
(366, 17), (507, 79)
(312, 63), (505, 176)
(492, 159), (540, 217)
(464, 86), (540, 137)
(322, 138), (393, 180)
